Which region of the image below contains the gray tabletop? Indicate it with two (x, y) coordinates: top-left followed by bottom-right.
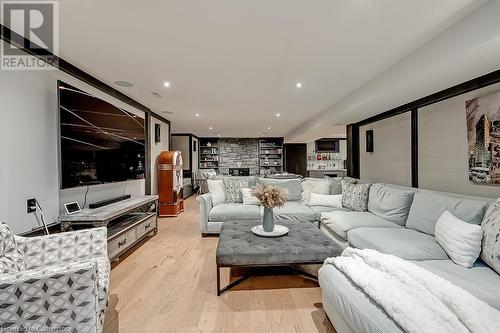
(59, 195), (158, 222)
(216, 219), (342, 266)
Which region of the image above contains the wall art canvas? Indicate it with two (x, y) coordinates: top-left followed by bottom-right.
(466, 90), (500, 184)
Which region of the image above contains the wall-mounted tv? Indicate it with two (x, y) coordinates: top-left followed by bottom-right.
(58, 81), (145, 189)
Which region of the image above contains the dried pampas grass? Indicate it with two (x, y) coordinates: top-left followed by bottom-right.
(250, 184), (288, 209)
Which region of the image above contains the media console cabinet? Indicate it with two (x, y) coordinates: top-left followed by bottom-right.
(59, 195), (158, 261)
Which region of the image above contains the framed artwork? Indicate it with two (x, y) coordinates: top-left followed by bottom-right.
(466, 90), (500, 184)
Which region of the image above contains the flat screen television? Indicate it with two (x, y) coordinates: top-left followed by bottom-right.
(315, 138), (340, 152)
(58, 81), (146, 189)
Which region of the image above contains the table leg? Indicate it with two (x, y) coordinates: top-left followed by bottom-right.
(217, 266), (253, 296)
(217, 265), (221, 296)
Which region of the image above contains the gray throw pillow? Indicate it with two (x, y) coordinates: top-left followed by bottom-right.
(405, 191), (488, 236)
(222, 177), (249, 203)
(341, 177), (358, 193)
(481, 198), (500, 275)
(368, 183), (415, 225)
(258, 178), (302, 201)
(342, 182), (372, 212)
(324, 176), (343, 195)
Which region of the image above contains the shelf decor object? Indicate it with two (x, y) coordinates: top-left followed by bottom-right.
(258, 137), (284, 175)
(199, 138), (219, 171)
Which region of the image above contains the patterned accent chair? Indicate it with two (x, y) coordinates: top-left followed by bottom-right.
(0, 222), (110, 333)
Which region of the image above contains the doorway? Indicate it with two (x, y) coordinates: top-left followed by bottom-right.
(284, 144), (307, 177)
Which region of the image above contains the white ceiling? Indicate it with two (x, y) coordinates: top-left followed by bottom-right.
(56, 0), (484, 139)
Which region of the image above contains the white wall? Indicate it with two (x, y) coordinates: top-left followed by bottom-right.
(360, 113), (412, 186)
(419, 82), (500, 198)
(150, 117), (170, 195)
(171, 135), (190, 171)
(0, 41), (148, 234)
(192, 136), (199, 176)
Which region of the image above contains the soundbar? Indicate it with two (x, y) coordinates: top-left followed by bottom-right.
(89, 194), (131, 209)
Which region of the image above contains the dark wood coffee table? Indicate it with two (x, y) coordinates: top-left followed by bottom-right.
(215, 219), (342, 295)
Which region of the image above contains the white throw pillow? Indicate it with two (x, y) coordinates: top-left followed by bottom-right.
(309, 193), (343, 208)
(207, 179), (226, 206)
(435, 210), (482, 268)
(301, 179), (331, 204)
(241, 188), (260, 205)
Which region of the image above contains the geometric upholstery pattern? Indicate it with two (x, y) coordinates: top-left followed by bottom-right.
(15, 228), (108, 269)
(0, 223), (27, 273)
(222, 177), (249, 203)
(342, 182), (372, 212)
(0, 226), (109, 333)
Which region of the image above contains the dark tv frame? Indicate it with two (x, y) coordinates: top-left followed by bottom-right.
(57, 80), (147, 190)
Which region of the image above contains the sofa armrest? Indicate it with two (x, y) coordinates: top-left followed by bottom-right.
(196, 194), (213, 234)
(15, 227), (108, 269)
(0, 260), (100, 332)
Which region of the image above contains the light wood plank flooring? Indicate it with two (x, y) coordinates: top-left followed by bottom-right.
(104, 195), (336, 333)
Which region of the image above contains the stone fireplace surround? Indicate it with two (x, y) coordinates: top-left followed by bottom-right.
(219, 138), (260, 175)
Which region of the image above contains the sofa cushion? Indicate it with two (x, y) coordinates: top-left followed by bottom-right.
(207, 179), (226, 205)
(258, 178), (302, 201)
(405, 191), (489, 236)
(311, 206), (351, 222)
(273, 201), (317, 223)
(342, 182), (371, 212)
(209, 203), (260, 221)
(324, 176), (343, 195)
(221, 177), (249, 203)
(414, 260), (500, 310)
(435, 211), (482, 268)
(480, 198), (500, 275)
(241, 188), (259, 205)
(368, 183), (415, 226)
(321, 211), (402, 241)
(347, 227), (449, 260)
(301, 179), (331, 203)
(312, 205), (351, 214)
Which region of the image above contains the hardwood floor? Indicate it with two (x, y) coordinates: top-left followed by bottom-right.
(104, 196), (336, 333)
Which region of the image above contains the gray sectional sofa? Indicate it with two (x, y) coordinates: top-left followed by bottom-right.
(196, 176), (500, 333)
(318, 183), (500, 333)
(196, 176), (349, 235)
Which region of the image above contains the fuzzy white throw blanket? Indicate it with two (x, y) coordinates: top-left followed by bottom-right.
(324, 248), (500, 333)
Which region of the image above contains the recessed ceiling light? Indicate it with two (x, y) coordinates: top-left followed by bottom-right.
(276, 113), (281, 117)
(164, 81), (171, 88)
(152, 92), (162, 98)
(114, 80), (133, 88)
(209, 126), (213, 130)
(267, 127), (271, 130)
(161, 110), (174, 114)
(195, 113), (200, 117)
(296, 82), (302, 88)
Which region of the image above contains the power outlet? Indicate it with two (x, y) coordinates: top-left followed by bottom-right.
(27, 198), (37, 213)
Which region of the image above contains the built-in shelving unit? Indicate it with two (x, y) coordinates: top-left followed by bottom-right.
(199, 138), (219, 171)
(259, 138), (284, 175)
